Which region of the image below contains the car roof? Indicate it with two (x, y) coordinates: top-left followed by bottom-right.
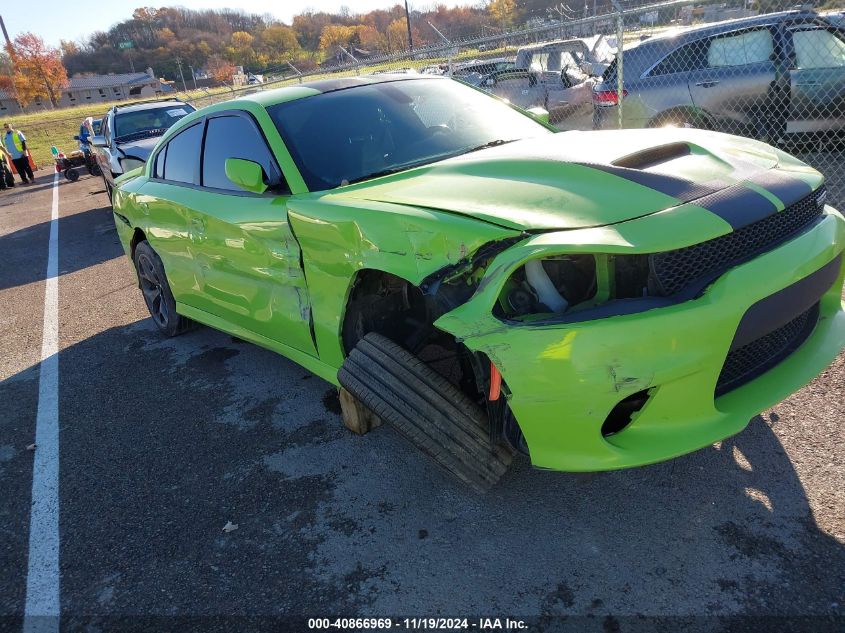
(638, 9), (818, 47)
(244, 74), (441, 108)
(113, 100), (190, 115)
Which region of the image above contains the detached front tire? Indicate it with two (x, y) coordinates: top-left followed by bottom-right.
(339, 333), (512, 493)
(133, 241), (192, 337)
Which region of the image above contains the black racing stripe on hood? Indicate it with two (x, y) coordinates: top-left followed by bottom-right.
(578, 163), (720, 204)
(748, 170), (813, 206)
(693, 183), (778, 229)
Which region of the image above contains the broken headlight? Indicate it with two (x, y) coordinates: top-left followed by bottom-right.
(495, 254), (652, 322)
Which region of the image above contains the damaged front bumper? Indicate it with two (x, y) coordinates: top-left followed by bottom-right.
(435, 208), (845, 471)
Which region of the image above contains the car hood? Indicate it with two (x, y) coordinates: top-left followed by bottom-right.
(325, 129), (816, 231)
(116, 136), (159, 161)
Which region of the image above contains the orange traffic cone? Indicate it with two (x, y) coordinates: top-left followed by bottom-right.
(8, 151), (38, 174)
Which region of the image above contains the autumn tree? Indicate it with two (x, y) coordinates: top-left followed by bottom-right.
(8, 33), (68, 108)
(318, 24), (357, 52)
(385, 18), (410, 53)
(258, 25), (300, 64)
(489, 0), (517, 28)
(228, 30), (256, 66)
(206, 54), (236, 84)
(356, 25), (385, 53)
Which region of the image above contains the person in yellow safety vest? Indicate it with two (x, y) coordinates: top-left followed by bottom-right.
(3, 123), (35, 184)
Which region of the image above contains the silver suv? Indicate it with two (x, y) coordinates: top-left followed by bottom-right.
(593, 10), (845, 141)
(91, 98), (195, 200)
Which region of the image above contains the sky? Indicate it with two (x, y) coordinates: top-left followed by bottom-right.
(1, 1), (476, 47)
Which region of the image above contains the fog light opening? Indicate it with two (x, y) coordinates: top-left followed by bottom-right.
(601, 389), (650, 438)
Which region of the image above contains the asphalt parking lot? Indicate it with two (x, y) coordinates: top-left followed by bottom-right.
(1, 171), (844, 632)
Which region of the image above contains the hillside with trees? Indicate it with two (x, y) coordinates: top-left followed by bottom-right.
(58, 4), (507, 81)
(1, 0), (631, 108)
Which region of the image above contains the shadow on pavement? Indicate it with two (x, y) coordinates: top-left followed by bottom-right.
(0, 204), (121, 292)
(0, 314), (842, 627)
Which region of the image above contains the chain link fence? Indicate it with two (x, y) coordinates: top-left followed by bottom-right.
(13, 0), (845, 208)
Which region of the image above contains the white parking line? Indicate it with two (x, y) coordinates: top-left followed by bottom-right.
(23, 173), (61, 633)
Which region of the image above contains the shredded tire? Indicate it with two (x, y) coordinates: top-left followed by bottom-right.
(339, 333), (511, 493)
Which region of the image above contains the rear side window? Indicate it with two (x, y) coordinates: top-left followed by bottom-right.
(201, 115), (282, 192)
(162, 123), (202, 184)
(707, 28), (773, 67)
(649, 40), (709, 76)
(792, 28), (845, 69)
(153, 145), (167, 179)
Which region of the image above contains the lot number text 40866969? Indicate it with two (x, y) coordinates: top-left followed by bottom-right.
(307, 617), (528, 630)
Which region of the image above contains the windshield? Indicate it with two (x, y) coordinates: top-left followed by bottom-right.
(267, 78), (552, 191)
(114, 105), (194, 141)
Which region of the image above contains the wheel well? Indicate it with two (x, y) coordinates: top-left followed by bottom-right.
(130, 228), (147, 260)
(341, 270), (429, 356)
(341, 269), (488, 404)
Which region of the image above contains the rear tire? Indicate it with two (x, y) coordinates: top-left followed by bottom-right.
(133, 241), (192, 337)
(339, 333), (512, 493)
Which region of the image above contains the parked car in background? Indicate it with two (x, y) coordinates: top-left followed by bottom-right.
(91, 97), (195, 200)
(515, 35), (615, 77)
(593, 10), (845, 141)
(111, 75), (844, 491)
(453, 57), (515, 85)
(473, 38), (611, 128)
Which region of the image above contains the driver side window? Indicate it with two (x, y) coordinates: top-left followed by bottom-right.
(201, 114), (287, 193)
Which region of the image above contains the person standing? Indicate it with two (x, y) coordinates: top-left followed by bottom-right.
(0, 145), (13, 190)
(3, 123), (35, 184)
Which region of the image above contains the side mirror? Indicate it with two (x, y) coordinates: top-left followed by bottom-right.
(73, 135), (81, 141)
(526, 107), (550, 124)
(90, 135), (107, 148)
(225, 158), (268, 194)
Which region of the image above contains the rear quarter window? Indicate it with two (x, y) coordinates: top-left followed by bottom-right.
(162, 123), (202, 185)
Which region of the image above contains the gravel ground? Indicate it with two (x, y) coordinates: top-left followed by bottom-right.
(0, 172), (843, 632)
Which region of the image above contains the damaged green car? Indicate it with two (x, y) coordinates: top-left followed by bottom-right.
(112, 75), (845, 491)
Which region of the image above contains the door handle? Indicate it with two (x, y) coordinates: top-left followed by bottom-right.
(695, 80), (720, 88)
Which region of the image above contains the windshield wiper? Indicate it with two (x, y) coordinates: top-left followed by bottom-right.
(455, 138), (518, 156)
(116, 128), (168, 143)
(345, 159), (434, 185)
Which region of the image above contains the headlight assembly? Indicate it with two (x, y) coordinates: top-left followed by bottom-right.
(495, 254), (653, 322)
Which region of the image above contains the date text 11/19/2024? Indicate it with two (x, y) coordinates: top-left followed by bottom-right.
(307, 617), (528, 630)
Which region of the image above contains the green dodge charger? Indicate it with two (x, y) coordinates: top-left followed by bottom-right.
(112, 75), (845, 491)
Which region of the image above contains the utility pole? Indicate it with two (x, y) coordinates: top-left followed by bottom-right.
(0, 14), (23, 109)
(404, 0), (414, 52)
(175, 56), (187, 92)
(188, 64), (198, 90)
(0, 15), (12, 51)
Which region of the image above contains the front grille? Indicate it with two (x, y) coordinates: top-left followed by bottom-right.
(650, 187), (824, 297)
(715, 303), (819, 397)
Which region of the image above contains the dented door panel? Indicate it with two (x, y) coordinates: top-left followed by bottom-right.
(186, 188), (317, 355)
